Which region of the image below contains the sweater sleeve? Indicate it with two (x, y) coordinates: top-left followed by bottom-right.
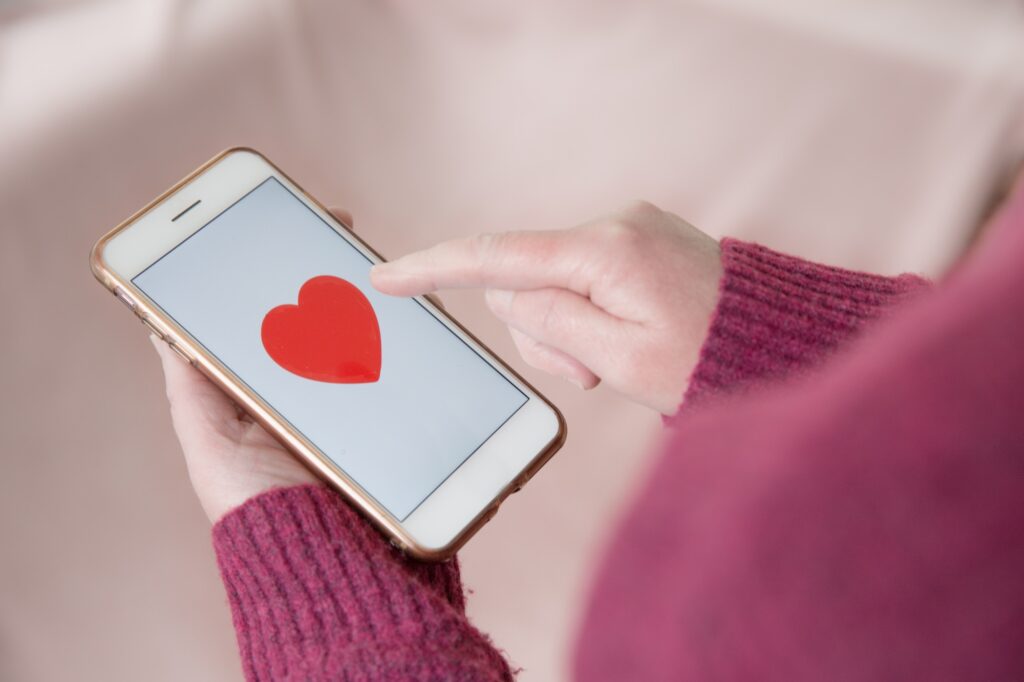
(576, 191), (1024, 681)
(682, 238), (929, 407)
(212, 484), (513, 681)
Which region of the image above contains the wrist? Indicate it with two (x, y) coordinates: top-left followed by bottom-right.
(196, 472), (322, 524)
(653, 236), (723, 415)
(676, 238), (928, 412)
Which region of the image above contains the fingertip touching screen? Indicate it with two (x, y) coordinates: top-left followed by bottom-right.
(133, 177), (527, 520)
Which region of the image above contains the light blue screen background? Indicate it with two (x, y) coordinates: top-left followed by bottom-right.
(134, 178), (526, 519)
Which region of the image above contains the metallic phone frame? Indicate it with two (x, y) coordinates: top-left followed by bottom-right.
(90, 147), (566, 561)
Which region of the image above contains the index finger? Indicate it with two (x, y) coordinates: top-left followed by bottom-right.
(370, 229), (589, 297)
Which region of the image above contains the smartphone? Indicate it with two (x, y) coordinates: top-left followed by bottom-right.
(91, 148), (565, 560)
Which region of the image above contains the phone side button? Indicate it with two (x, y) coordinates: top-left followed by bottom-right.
(511, 473), (532, 494)
(140, 317), (164, 340)
(475, 505), (500, 529)
(113, 287), (137, 311)
(168, 341), (195, 365)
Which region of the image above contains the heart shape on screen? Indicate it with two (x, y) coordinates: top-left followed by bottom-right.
(261, 275), (381, 383)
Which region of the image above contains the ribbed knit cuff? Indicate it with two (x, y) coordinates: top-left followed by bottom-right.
(681, 239), (929, 409)
(212, 485), (513, 681)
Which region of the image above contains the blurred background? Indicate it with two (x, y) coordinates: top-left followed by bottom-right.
(2, 0), (1023, 679)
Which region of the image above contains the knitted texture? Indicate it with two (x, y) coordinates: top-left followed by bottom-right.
(683, 238), (928, 406)
(213, 484), (513, 681)
(211, 197), (1024, 680)
(576, 194), (1024, 679)
(211, 239), (932, 682)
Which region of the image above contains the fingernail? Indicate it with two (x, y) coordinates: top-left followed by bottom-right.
(485, 289), (514, 314)
(568, 377), (586, 390)
(370, 263), (399, 282)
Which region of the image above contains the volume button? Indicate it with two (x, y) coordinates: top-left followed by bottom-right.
(168, 341), (195, 365)
(140, 317), (164, 339)
(113, 287), (136, 311)
(511, 471), (534, 494)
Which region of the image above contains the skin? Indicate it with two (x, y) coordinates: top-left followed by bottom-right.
(153, 203), (723, 522)
(371, 201), (723, 412)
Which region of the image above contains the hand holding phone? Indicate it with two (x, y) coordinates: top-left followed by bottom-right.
(92, 149), (564, 560)
(152, 334), (319, 520)
(151, 209), (359, 524)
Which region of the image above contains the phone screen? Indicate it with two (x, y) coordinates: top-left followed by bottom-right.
(133, 177), (527, 520)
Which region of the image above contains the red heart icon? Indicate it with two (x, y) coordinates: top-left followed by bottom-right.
(261, 275), (381, 383)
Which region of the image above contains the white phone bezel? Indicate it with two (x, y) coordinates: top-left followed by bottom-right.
(101, 149), (563, 553)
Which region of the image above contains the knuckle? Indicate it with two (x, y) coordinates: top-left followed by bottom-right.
(598, 218), (634, 240)
(469, 232), (501, 265)
(471, 231), (523, 275)
(598, 218), (644, 252)
(516, 289), (567, 337)
(519, 339), (545, 364)
(535, 290), (562, 330)
(586, 201), (664, 250)
(618, 199), (660, 222)
(511, 331), (545, 366)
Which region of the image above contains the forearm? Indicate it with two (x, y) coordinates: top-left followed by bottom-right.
(580, 193), (1024, 679)
(213, 485), (512, 681)
(683, 238), (929, 406)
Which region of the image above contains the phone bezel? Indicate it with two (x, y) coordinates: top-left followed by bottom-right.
(91, 148), (565, 560)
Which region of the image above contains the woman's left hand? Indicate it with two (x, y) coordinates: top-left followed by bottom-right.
(151, 208), (354, 523)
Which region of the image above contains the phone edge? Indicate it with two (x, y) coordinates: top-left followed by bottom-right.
(89, 146), (567, 561)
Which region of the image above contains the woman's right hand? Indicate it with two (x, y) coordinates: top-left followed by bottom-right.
(371, 201), (723, 414)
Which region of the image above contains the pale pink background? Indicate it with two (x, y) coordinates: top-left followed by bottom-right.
(2, 1), (1023, 680)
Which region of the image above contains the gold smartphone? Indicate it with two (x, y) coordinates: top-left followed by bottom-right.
(91, 148), (565, 560)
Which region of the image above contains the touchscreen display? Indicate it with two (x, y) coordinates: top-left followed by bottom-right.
(134, 177), (527, 520)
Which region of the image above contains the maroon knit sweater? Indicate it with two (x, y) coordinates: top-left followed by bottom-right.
(213, 189), (1024, 680)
